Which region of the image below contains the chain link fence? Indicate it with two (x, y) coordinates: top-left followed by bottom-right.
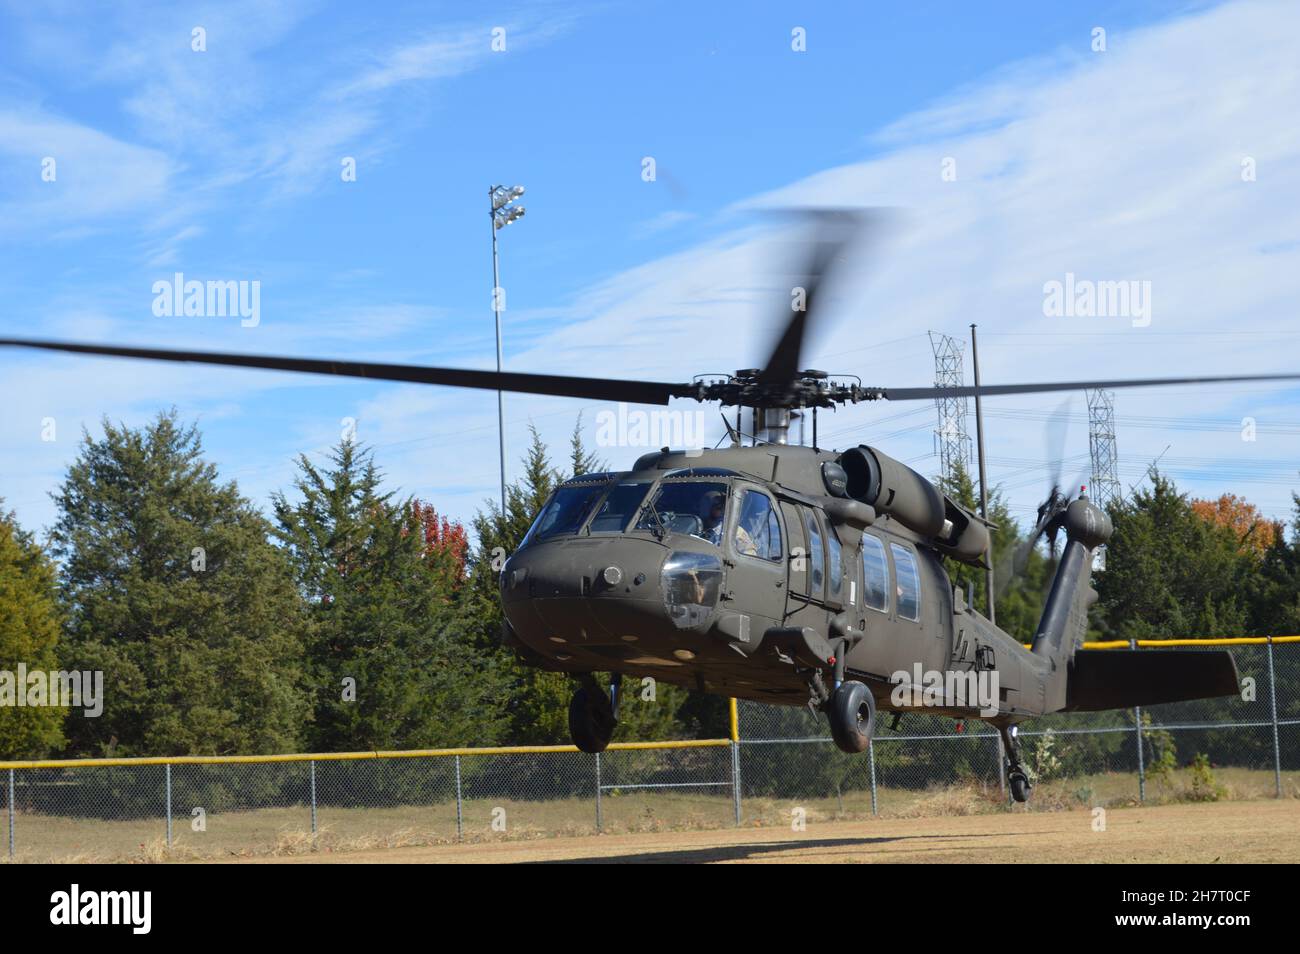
(2, 743), (738, 862)
(3, 641), (1297, 861)
(736, 640), (1300, 817)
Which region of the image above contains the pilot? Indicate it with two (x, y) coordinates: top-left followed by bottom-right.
(732, 509), (761, 557)
(702, 491), (727, 544)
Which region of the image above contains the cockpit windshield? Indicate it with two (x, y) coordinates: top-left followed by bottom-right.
(587, 481), (652, 532)
(521, 483), (607, 545)
(633, 481), (728, 544)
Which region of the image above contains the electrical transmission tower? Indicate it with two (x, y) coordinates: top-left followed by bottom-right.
(1086, 388), (1121, 509)
(928, 331), (972, 481)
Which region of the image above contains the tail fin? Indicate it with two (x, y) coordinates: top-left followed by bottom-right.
(1032, 496), (1111, 711)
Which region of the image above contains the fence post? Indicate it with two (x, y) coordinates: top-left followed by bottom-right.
(995, 732), (1006, 803)
(1267, 636), (1283, 798)
(7, 768), (13, 860)
(729, 697), (742, 825)
(309, 759), (318, 845)
(454, 755), (463, 842)
(1132, 639), (1145, 804)
(594, 753), (603, 833)
(165, 763), (172, 849)
(730, 742), (742, 826)
(868, 741), (878, 816)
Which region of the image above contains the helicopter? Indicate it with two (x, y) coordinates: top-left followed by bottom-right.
(2, 212), (1294, 803)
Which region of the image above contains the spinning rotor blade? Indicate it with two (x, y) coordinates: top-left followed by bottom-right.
(992, 405), (1083, 601)
(881, 371), (1300, 402)
(0, 338), (692, 406)
(1043, 397), (1073, 497)
(757, 209), (883, 388)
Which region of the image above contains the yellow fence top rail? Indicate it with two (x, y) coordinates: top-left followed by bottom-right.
(2, 636), (1294, 772)
(0, 737), (731, 772)
(1017, 634), (1300, 650)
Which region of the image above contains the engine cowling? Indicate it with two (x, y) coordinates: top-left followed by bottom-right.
(838, 444), (990, 564)
(839, 445), (946, 537)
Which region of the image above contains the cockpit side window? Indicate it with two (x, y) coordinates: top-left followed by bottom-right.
(633, 481), (729, 544)
(732, 489), (782, 562)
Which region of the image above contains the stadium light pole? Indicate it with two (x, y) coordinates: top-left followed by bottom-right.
(490, 184), (526, 517)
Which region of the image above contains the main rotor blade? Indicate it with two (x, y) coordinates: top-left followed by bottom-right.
(881, 372), (1300, 402)
(0, 338), (689, 406)
(757, 209), (879, 388)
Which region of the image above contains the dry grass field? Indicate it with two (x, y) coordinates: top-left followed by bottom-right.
(3, 765), (1296, 864)
(238, 800), (1300, 864)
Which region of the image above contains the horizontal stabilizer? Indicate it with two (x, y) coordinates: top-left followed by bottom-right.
(1064, 649), (1239, 712)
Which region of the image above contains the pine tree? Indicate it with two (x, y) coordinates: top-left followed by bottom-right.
(1095, 471), (1250, 640)
(935, 461), (1050, 641)
(569, 412), (605, 477)
(274, 440), (509, 750)
(50, 412), (310, 757)
(0, 505), (65, 758)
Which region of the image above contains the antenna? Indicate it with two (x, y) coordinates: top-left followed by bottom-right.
(928, 331), (972, 481)
(970, 323), (995, 625)
(1086, 388), (1121, 509)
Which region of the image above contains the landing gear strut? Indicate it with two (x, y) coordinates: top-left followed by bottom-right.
(1000, 724), (1032, 803)
(568, 673), (619, 753)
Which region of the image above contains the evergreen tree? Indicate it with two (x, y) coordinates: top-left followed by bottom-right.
(935, 462), (1052, 641)
(0, 505), (65, 758)
(569, 412), (605, 478)
(1244, 492), (1300, 636)
(50, 412), (310, 757)
(274, 440), (509, 750)
(1095, 471), (1250, 640)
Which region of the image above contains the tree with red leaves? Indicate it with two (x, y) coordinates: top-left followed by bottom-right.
(408, 499), (470, 593)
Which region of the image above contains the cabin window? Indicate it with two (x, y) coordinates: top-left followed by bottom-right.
(587, 481), (652, 533)
(890, 542), (921, 622)
(632, 480), (729, 543)
(826, 525), (844, 603)
(803, 508), (825, 600)
(733, 489), (782, 562)
(861, 534), (888, 612)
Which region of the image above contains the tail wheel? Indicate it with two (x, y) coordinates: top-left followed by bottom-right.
(1009, 771), (1032, 803)
(568, 686), (616, 753)
(827, 680), (876, 754)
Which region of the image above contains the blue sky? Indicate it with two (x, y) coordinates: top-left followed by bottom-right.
(3, 0), (1299, 538)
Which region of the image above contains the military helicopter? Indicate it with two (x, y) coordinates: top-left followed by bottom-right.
(3, 212), (1295, 802)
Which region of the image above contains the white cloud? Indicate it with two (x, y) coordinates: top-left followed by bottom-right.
(492, 0), (1300, 524)
(0, 110), (174, 231)
(5, 0), (1300, 540)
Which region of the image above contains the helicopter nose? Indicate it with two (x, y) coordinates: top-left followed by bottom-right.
(500, 538), (670, 647)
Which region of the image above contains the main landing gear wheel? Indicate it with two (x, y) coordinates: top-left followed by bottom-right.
(569, 682), (616, 754)
(827, 680), (876, 754)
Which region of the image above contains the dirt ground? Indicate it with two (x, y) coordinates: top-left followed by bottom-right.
(227, 800), (1300, 864)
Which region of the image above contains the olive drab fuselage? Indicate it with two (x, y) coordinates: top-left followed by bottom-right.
(500, 444), (1067, 724)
